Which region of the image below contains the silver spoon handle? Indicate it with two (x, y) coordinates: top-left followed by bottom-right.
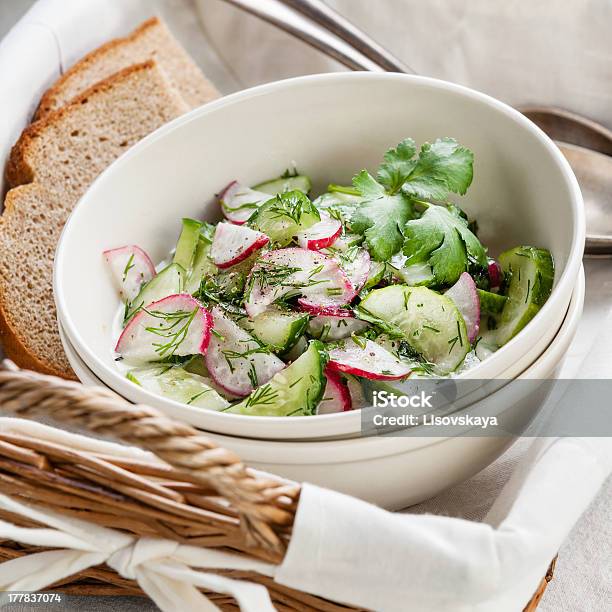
(220, 0), (402, 72)
(279, 0), (413, 73)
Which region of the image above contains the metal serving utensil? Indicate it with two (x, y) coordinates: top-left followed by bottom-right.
(221, 0), (612, 255)
(520, 107), (612, 255)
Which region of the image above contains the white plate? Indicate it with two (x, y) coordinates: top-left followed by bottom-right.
(54, 72), (584, 440)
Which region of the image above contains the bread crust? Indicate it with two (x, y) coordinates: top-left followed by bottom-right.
(6, 60), (159, 189)
(0, 186), (77, 379)
(35, 17), (162, 119)
(0, 302), (76, 379)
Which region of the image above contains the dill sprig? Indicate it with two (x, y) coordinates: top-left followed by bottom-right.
(122, 253), (135, 282)
(187, 389), (212, 405)
(243, 384), (279, 409)
(265, 192), (320, 226)
(245, 259), (329, 303)
(143, 307), (198, 358)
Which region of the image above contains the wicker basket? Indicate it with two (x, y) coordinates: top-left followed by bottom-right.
(0, 363), (554, 610)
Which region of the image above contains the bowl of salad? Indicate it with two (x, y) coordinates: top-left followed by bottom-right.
(54, 72), (584, 440)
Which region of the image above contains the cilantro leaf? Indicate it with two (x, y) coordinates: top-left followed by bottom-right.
(377, 138), (417, 193)
(401, 138), (474, 200)
(351, 170), (413, 261)
(403, 204), (486, 285)
(353, 169), (385, 200)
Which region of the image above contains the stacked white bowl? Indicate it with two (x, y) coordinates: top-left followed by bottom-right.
(54, 73), (585, 508)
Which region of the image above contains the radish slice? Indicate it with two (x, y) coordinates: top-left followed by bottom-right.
(340, 248), (371, 292)
(218, 181), (271, 225)
(104, 245), (155, 302)
(445, 272), (481, 343)
(488, 258), (503, 289)
(296, 211), (342, 250)
(245, 248), (355, 318)
(328, 338), (412, 380)
(331, 234), (363, 251)
(323, 244), (371, 293)
(115, 294), (212, 363)
(205, 306), (285, 397)
(210, 222), (269, 269)
(317, 368), (352, 414)
(307, 313), (369, 341)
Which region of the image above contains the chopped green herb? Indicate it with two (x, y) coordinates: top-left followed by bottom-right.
(122, 253), (135, 282)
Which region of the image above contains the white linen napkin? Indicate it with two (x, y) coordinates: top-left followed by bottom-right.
(277, 437), (611, 611)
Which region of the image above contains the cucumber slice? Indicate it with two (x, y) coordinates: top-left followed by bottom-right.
(344, 374), (368, 410)
(228, 341), (326, 416)
(215, 250), (260, 301)
(477, 289), (507, 314)
(307, 315), (368, 341)
(127, 365), (229, 410)
(314, 191), (362, 224)
(360, 379), (410, 405)
(184, 355), (241, 400)
(397, 263), (434, 286)
(252, 308), (309, 353)
(282, 335), (308, 362)
(185, 236), (217, 294)
(126, 263), (185, 319)
(248, 190), (320, 246)
(389, 255), (434, 286)
(363, 260), (386, 289)
(253, 174), (312, 195)
(173, 218), (203, 271)
(494, 246), (554, 345)
(358, 285), (469, 374)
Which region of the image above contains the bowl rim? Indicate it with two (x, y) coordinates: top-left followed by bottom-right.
(54, 71), (585, 437)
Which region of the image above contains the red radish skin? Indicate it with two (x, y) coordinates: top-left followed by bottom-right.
(328, 339), (412, 381)
(103, 245), (156, 301)
(445, 272), (481, 343)
(488, 258), (503, 289)
(317, 368), (352, 414)
(211, 222), (269, 269)
(218, 181), (270, 225)
(205, 307), (285, 397)
(245, 248), (356, 318)
(297, 301), (353, 317)
(115, 294), (212, 363)
(296, 211), (342, 250)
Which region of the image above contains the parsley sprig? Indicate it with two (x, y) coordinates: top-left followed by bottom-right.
(350, 137), (477, 268)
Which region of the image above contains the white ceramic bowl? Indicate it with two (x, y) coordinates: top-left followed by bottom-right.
(54, 73), (585, 440)
(61, 268), (584, 509)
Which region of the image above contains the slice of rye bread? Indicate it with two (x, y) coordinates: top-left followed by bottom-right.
(6, 60), (188, 197)
(35, 16), (219, 119)
(0, 185), (76, 377)
(1, 61), (188, 378)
